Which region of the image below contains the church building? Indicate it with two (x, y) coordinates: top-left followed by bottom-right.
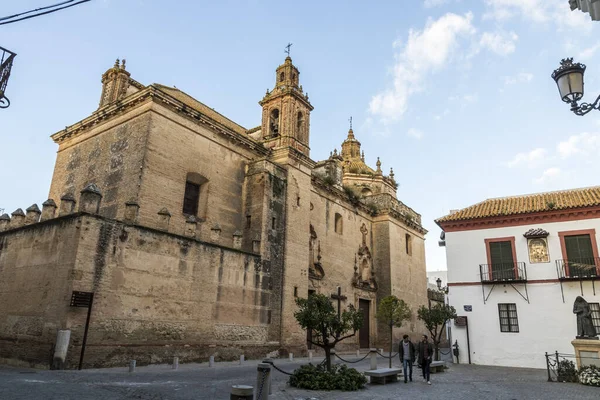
(0, 55), (428, 368)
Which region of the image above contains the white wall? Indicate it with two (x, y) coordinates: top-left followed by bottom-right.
(445, 218), (600, 369)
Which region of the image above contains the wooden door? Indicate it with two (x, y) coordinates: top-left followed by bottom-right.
(359, 299), (370, 348)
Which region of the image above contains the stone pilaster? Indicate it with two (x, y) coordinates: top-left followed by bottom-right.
(0, 214), (10, 232)
(10, 209), (25, 229)
(59, 194), (76, 216)
(25, 204), (41, 225)
(157, 208), (171, 231)
(124, 201), (140, 224)
(79, 184), (102, 214)
(41, 199), (57, 221)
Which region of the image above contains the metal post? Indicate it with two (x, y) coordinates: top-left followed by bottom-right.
(129, 360), (136, 373)
(172, 357), (179, 370)
(78, 293), (94, 370)
(545, 352), (552, 382)
(369, 348), (377, 370)
(465, 317), (472, 365)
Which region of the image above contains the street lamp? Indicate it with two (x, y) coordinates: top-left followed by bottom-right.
(436, 277), (448, 294)
(551, 57), (600, 116)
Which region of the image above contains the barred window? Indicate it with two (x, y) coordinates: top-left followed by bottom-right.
(498, 303), (519, 333)
(590, 303), (600, 332)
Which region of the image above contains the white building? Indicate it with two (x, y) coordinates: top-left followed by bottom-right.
(436, 186), (600, 368)
(427, 270), (447, 288)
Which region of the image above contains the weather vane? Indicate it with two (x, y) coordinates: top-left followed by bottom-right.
(285, 43), (293, 57)
(349, 116), (353, 130)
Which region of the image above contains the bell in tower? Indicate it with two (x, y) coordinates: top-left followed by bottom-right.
(259, 46), (314, 157)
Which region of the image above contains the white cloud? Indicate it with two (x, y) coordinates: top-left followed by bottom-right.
(368, 12), (476, 122)
(579, 43), (600, 60)
(484, 0), (592, 31)
(557, 132), (600, 159)
(423, 0), (449, 7)
(435, 108), (450, 120)
(407, 128), (424, 139)
(507, 148), (547, 168)
(479, 31), (518, 56)
(535, 167), (562, 184)
(504, 72), (533, 85)
(448, 94), (479, 103)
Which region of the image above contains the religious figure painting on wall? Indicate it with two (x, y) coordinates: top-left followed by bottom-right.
(528, 238), (549, 263)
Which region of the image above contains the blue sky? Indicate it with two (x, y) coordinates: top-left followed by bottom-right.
(2, 0), (600, 272)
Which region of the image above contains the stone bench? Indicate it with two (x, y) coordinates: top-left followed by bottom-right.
(430, 361), (446, 373)
(363, 368), (402, 385)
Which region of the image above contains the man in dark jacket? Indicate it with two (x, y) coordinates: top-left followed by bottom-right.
(417, 334), (434, 384)
(398, 334), (416, 383)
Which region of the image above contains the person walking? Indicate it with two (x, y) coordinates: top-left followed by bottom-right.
(398, 334), (415, 383)
(417, 334), (433, 385)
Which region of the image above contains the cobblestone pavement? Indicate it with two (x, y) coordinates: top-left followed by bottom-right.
(0, 354), (598, 400)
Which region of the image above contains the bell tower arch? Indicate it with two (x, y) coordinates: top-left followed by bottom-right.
(259, 56), (314, 157)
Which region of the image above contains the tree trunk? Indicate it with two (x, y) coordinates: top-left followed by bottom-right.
(389, 325), (393, 368)
(324, 346), (332, 372)
(434, 343), (440, 361)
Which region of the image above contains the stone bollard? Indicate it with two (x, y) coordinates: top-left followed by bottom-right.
(240, 354), (245, 365)
(157, 208), (171, 231)
(370, 348), (378, 370)
(52, 329), (71, 370)
(357, 349), (360, 356)
(59, 194), (76, 216)
(25, 204), (41, 225)
(308, 350), (313, 362)
(129, 360), (136, 373)
(41, 199), (57, 222)
(172, 357), (179, 370)
(124, 201), (140, 224)
(232, 231), (242, 249)
(79, 184), (103, 214)
(185, 215), (197, 238)
(289, 353), (293, 361)
(209, 355), (215, 367)
(230, 384), (253, 400)
(0, 214), (10, 232)
(255, 363), (271, 400)
(10, 209), (25, 229)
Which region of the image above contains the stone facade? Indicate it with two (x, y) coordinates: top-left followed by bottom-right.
(0, 57), (428, 368)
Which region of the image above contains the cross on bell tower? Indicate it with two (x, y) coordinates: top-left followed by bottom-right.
(259, 49), (314, 157)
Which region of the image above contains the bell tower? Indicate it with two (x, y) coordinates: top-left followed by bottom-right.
(259, 54), (314, 157)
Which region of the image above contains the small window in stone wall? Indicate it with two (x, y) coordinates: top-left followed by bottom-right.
(183, 172), (208, 217)
(405, 233), (412, 255)
(183, 181), (200, 216)
(335, 213), (343, 234)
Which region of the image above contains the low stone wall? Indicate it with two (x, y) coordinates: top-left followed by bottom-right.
(0, 192), (274, 368)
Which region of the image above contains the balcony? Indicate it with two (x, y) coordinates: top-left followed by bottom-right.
(556, 258), (600, 280)
(479, 262), (527, 283)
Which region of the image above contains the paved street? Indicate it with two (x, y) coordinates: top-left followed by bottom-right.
(0, 354), (598, 400)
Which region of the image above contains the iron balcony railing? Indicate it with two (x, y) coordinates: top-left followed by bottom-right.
(0, 45), (17, 109)
(479, 262), (527, 283)
(556, 257), (600, 279)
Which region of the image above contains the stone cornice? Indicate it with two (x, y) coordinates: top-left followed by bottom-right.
(51, 86), (270, 156)
(259, 87), (314, 110)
